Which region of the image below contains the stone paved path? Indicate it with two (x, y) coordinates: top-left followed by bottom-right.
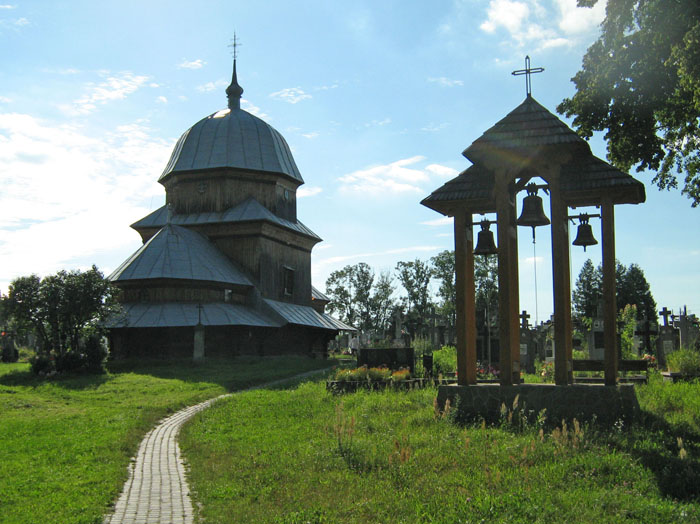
(103, 368), (330, 524)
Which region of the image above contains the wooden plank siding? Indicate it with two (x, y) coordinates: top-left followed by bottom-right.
(163, 168), (300, 220)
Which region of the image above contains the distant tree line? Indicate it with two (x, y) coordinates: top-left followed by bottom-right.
(326, 252), (656, 340)
(324, 251), (498, 341)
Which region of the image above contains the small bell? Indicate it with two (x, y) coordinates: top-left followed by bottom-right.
(473, 221), (498, 256)
(572, 214), (598, 251)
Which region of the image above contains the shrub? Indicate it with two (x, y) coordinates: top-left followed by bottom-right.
(55, 350), (87, 374)
(666, 348), (700, 375)
(1, 341), (19, 363)
(367, 367), (391, 381)
(412, 336), (433, 356)
(433, 345), (457, 376)
(391, 368), (411, 382)
(83, 334), (108, 373)
(30, 353), (55, 375)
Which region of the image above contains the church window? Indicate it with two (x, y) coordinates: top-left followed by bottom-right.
(224, 289), (233, 303)
(138, 289), (150, 302)
(283, 266), (295, 296)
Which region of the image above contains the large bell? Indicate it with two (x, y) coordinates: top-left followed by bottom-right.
(572, 215), (597, 251)
(473, 221), (498, 256)
(517, 193), (550, 228)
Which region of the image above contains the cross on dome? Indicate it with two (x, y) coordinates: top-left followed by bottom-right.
(226, 33), (244, 110)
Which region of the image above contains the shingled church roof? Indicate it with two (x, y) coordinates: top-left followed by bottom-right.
(131, 197), (321, 240)
(159, 59), (303, 184)
(109, 224), (253, 286)
(463, 95), (590, 166)
(422, 95), (645, 216)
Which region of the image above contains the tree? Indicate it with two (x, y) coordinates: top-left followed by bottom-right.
(572, 258), (602, 322)
(558, 0), (700, 206)
(571, 259), (656, 322)
(395, 259), (434, 336)
(3, 266), (118, 363)
(431, 250), (456, 328)
(474, 254), (498, 321)
(617, 263), (657, 321)
(369, 271), (396, 337)
(325, 263), (374, 331)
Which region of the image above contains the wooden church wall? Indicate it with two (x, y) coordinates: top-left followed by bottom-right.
(164, 169), (299, 220)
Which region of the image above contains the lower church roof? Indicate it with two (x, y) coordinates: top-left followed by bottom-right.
(106, 302), (281, 328)
(108, 224), (253, 286)
(131, 197), (321, 240)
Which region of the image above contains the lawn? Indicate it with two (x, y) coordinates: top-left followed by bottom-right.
(180, 373), (700, 523)
(0, 357), (332, 524)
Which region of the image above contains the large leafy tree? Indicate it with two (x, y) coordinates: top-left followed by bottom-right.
(431, 250), (456, 328)
(325, 263), (374, 331)
(3, 266), (118, 355)
(369, 271), (396, 337)
(558, 0), (700, 205)
(395, 259), (434, 336)
(474, 254), (498, 322)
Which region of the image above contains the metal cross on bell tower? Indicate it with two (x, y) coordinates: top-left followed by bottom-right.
(512, 55), (545, 97)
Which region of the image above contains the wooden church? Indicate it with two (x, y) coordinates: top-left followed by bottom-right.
(107, 59), (351, 359)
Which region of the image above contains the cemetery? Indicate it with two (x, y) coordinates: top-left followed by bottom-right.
(3, 4), (700, 521)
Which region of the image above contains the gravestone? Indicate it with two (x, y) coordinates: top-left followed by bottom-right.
(656, 307), (679, 368)
(634, 318), (658, 356)
(677, 307), (699, 349)
(587, 318), (605, 360)
(519, 310), (536, 373)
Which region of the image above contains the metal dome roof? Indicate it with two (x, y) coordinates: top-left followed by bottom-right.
(159, 107), (303, 183)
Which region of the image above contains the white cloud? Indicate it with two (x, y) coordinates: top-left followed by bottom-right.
(0, 4), (16, 8)
(428, 77), (464, 87)
(480, 0), (529, 34)
(241, 99), (269, 120)
(0, 95), (11, 103)
(14, 16), (27, 25)
(178, 58), (206, 70)
(421, 217), (453, 226)
(338, 156), (431, 196)
(156, 96), (168, 104)
(425, 163), (458, 178)
(364, 118), (391, 127)
(269, 87), (312, 104)
(556, 0), (606, 34)
(302, 132), (319, 139)
(421, 122), (450, 132)
(196, 79), (228, 93)
(0, 113), (172, 292)
(63, 72), (150, 115)
(298, 186), (322, 198)
(479, 0), (606, 50)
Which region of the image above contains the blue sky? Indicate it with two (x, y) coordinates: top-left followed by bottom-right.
(1, 0), (698, 324)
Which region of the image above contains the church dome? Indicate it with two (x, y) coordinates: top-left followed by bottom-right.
(159, 61), (303, 184)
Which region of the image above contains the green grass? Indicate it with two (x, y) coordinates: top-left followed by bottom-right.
(180, 373), (700, 523)
(0, 356), (332, 524)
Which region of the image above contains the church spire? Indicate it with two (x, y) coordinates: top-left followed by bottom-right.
(226, 34), (243, 110)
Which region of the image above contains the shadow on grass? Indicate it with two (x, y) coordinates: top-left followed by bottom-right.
(105, 356), (334, 392)
(600, 410), (700, 502)
(0, 366), (113, 390)
(0, 356), (333, 393)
